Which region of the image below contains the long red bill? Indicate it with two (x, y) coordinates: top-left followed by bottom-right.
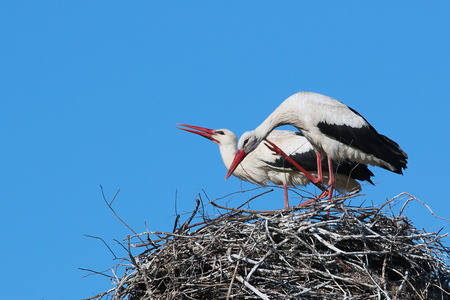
(177, 123), (218, 143)
(225, 149), (247, 179)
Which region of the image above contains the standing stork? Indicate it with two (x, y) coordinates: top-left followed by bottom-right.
(178, 123), (374, 208)
(225, 91), (408, 199)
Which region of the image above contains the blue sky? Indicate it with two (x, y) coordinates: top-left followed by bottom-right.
(1, 2), (449, 299)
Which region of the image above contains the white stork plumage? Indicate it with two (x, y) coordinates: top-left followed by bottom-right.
(178, 123), (374, 208)
(225, 91), (408, 199)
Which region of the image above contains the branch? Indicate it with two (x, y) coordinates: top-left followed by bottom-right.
(100, 185), (147, 247)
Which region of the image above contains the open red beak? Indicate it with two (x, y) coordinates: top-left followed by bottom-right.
(177, 123), (219, 144)
(225, 149), (247, 179)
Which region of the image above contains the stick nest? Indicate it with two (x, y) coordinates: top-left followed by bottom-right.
(88, 192), (450, 299)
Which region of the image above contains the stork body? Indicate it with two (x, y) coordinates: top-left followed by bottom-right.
(179, 124), (374, 207)
(226, 92), (408, 198)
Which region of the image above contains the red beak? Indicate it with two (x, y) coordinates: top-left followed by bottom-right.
(225, 149), (247, 179)
(177, 123), (219, 144)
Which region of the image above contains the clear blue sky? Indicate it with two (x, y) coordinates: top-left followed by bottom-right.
(1, 2), (449, 299)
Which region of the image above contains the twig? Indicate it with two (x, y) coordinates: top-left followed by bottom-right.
(226, 249), (242, 300)
(84, 234), (118, 259)
(397, 192), (450, 222)
(234, 274), (270, 300)
(79, 268), (114, 279)
(100, 185), (147, 247)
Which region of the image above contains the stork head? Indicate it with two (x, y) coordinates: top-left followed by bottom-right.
(225, 130), (262, 179)
(237, 130), (261, 153)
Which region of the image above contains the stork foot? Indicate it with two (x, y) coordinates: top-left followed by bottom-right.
(298, 189), (328, 207)
(264, 140), (284, 156)
(264, 140), (325, 186)
(297, 181), (338, 206)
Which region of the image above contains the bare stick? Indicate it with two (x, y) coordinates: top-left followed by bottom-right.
(100, 185), (147, 247)
(234, 274), (270, 300)
(84, 234), (118, 259)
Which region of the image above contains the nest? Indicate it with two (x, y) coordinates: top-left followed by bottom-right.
(86, 192), (450, 300)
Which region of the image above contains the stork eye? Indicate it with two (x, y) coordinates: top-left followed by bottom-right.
(215, 130), (225, 135)
(242, 139), (249, 148)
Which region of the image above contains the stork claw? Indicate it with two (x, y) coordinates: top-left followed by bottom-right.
(298, 189), (329, 207)
(264, 140), (283, 156)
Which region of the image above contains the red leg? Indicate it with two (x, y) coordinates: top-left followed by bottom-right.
(316, 152), (323, 185)
(264, 140), (327, 193)
(327, 155), (335, 199)
(283, 183), (289, 208)
(301, 155), (336, 206)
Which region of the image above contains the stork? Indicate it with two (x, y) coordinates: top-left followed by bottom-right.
(225, 91), (408, 200)
(178, 123), (374, 208)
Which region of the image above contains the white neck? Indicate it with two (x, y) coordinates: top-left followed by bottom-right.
(254, 99), (303, 142)
(218, 142), (237, 170)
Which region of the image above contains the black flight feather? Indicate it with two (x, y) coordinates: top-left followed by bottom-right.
(316, 107), (408, 174)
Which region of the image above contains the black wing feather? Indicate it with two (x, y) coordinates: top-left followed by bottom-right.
(317, 107), (408, 174)
(264, 149), (375, 184)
